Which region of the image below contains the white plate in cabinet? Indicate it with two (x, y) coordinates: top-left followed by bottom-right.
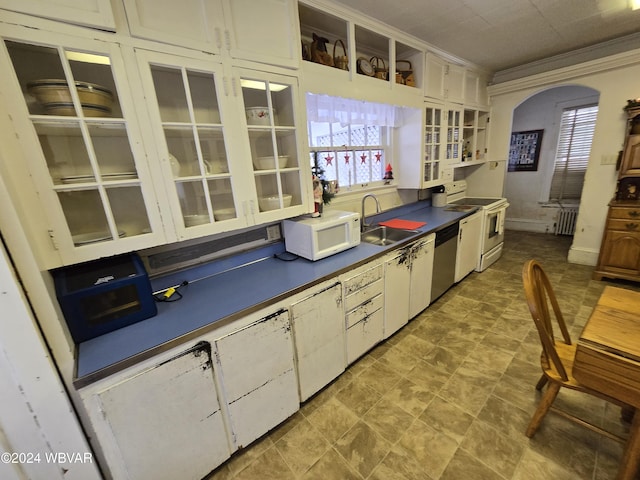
(290, 281), (345, 401)
(346, 307), (384, 364)
(213, 309), (298, 450)
(91, 342), (231, 480)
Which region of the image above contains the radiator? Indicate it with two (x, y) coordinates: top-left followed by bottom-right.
(555, 208), (578, 235)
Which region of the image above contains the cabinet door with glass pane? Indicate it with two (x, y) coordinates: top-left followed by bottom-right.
(134, 49), (247, 239)
(0, 28), (164, 266)
(237, 68), (308, 222)
(445, 105), (462, 163)
(424, 103), (443, 185)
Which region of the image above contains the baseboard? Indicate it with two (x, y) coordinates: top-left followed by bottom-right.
(505, 219), (551, 233)
(568, 246), (599, 266)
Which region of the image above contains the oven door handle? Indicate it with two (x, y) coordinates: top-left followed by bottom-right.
(486, 202), (509, 216)
(488, 203), (509, 235)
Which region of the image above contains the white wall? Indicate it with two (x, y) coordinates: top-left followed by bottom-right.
(488, 50), (640, 265)
(504, 85), (598, 233)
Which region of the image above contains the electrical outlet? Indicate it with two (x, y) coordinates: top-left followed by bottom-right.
(266, 225), (281, 241)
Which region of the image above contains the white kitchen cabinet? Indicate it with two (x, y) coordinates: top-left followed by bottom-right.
(0, 0), (116, 30)
(0, 26), (167, 267)
(383, 248), (411, 338)
(408, 234), (435, 318)
(444, 64), (465, 103)
(132, 49), (248, 239)
(397, 102), (454, 189)
(460, 108), (490, 165)
(384, 234), (435, 337)
(289, 281), (345, 401)
(445, 104), (463, 164)
(88, 341), (231, 480)
(424, 53), (465, 103)
(346, 302), (384, 364)
(455, 210), (482, 282)
(122, 0), (299, 68)
(341, 261), (384, 363)
(424, 53), (445, 100)
(122, 0), (225, 55)
(236, 67), (308, 223)
(131, 49), (309, 241)
(213, 308), (298, 449)
(223, 0), (299, 68)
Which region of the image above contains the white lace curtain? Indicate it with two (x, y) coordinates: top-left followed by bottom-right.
(306, 93), (404, 127)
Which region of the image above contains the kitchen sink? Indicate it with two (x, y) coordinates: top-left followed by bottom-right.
(361, 226), (418, 246)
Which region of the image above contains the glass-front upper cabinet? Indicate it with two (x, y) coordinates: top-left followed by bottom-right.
(0, 29), (164, 266)
(424, 104), (443, 183)
(238, 69), (306, 221)
(134, 49), (245, 239)
(445, 105), (462, 163)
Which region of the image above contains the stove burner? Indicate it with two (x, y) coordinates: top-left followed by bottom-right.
(450, 197), (503, 207)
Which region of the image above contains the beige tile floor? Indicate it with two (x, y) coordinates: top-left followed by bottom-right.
(207, 231), (640, 480)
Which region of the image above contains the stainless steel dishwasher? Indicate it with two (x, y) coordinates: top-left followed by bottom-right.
(430, 222), (459, 302)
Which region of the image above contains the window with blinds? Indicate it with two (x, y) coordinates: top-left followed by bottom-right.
(549, 104), (598, 201)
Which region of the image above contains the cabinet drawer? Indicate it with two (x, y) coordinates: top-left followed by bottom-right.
(346, 308), (384, 364)
(346, 293), (383, 328)
(606, 219), (640, 232)
(343, 265), (383, 296)
(344, 278), (383, 312)
(608, 207), (640, 220)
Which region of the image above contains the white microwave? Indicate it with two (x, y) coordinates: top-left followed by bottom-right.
(282, 210), (361, 261)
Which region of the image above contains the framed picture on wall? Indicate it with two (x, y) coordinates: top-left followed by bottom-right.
(508, 129), (544, 172)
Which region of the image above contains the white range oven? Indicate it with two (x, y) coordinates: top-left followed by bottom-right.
(443, 180), (509, 272)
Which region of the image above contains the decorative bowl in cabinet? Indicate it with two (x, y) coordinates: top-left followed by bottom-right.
(245, 106), (275, 125)
(253, 155), (289, 170)
(27, 79), (114, 115)
(258, 194), (292, 212)
(44, 102), (111, 117)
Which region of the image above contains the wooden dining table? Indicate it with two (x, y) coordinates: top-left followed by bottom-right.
(573, 285), (640, 480)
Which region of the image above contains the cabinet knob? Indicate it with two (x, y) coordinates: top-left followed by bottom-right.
(629, 211), (640, 218)
(625, 223), (639, 230)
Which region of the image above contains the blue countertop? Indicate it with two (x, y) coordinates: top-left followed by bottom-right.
(75, 201), (474, 387)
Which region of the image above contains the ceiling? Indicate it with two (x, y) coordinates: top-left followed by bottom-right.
(329, 0), (640, 76)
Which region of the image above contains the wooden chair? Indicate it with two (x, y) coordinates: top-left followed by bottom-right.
(522, 259), (630, 442)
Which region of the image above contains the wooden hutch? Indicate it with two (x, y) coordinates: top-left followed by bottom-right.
(593, 104), (640, 282)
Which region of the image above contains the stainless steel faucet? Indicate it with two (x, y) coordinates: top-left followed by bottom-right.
(361, 194), (381, 231)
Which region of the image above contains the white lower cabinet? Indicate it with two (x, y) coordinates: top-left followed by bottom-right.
(341, 261), (384, 364)
(408, 235), (435, 318)
(212, 308), (298, 450)
(80, 308), (299, 479)
(289, 281), (345, 401)
(346, 295), (384, 364)
(455, 211), (482, 282)
(85, 342), (231, 480)
(384, 234), (435, 338)
(383, 248), (411, 338)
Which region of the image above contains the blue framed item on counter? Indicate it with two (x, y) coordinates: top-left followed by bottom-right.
(508, 129), (544, 172)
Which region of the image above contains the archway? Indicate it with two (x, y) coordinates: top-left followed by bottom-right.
(504, 85), (600, 234)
